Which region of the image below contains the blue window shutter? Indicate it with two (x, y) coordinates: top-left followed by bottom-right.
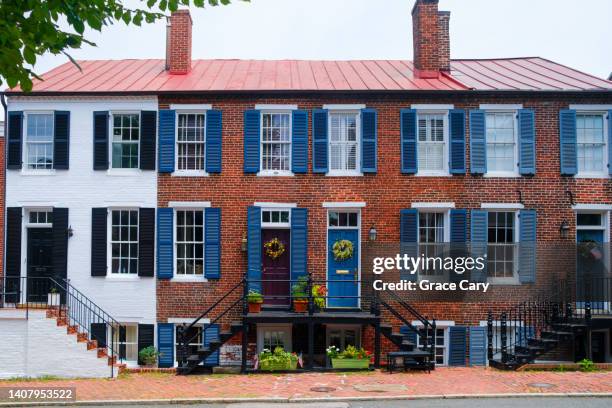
(292, 110), (308, 173)
(449, 109), (466, 174)
(203, 324), (220, 366)
(559, 109), (577, 176)
(400, 209), (418, 281)
(93, 111), (109, 170)
(158, 109), (175, 173)
(470, 210), (488, 283)
(204, 208), (221, 279)
(400, 325), (417, 345)
(448, 326), (467, 366)
(361, 108), (377, 173)
(247, 206), (262, 292)
(519, 209), (537, 284)
(469, 110), (486, 174)
(400, 109), (417, 174)
(469, 327), (487, 366)
(290, 208), (308, 281)
(7, 111), (23, 169)
(53, 111), (70, 170)
(518, 109), (536, 175)
(450, 209), (467, 242)
(312, 109), (328, 173)
(205, 110), (222, 173)
(608, 111), (612, 176)
(157, 323), (174, 368)
(244, 110), (260, 173)
(157, 208), (174, 279)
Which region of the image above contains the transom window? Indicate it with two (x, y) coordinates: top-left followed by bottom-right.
(113, 325), (138, 362)
(417, 113), (446, 172)
(577, 213), (604, 228)
(111, 113), (140, 169)
(111, 210), (139, 274)
(329, 112), (359, 173)
(261, 112), (291, 172)
(487, 211), (517, 279)
(328, 211), (358, 228)
(25, 113), (54, 169)
(177, 113), (206, 171)
(486, 112), (516, 173)
(262, 210), (290, 225)
(576, 113), (606, 174)
(28, 211), (53, 225)
(419, 212), (446, 278)
(176, 210), (204, 276)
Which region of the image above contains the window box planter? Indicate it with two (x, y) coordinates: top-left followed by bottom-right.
(330, 358), (370, 369)
(259, 359), (298, 371)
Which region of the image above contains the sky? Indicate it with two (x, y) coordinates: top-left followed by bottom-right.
(2, 0), (611, 119)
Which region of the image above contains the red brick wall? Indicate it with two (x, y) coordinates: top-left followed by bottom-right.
(167, 10), (192, 74)
(412, 0), (442, 76)
(156, 91), (612, 333)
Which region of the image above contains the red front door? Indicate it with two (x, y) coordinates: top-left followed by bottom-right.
(261, 229), (291, 306)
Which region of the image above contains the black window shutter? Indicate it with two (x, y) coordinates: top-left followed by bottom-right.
(53, 111), (70, 169)
(52, 208), (69, 280)
(91, 208), (108, 276)
(5, 208), (22, 303)
(137, 324), (155, 365)
(90, 323), (107, 348)
(93, 111), (109, 170)
(138, 208), (155, 277)
(7, 111), (23, 169)
(119, 326), (127, 360)
(139, 111), (157, 170)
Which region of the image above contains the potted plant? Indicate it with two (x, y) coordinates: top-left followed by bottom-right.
(47, 286), (60, 306)
(311, 284), (326, 311)
(258, 346), (299, 371)
(247, 290), (264, 313)
(138, 346), (159, 367)
(326, 345), (371, 369)
(291, 277), (309, 313)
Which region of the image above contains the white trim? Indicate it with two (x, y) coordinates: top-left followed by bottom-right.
(415, 110), (450, 176)
(168, 201), (211, 208)
(254, 202), (297, 208)
(109, 111), (141, 170)
(323, 202), (366, 208)
(256, 324), (293, 353)
(104, 201), (146, 207)
(569, 104), (612, 110)
(174, 110), (208, 176)
(411, 104), (454, 110)
(326, 110), (362, 177)
(481, 203), (524, 209)
(411, 202), (455, 209)
(480, 104), (523, 110)
(169, 104), (212, 110)
(572, 204), (612, 211)
(254, 104), (297, 111)
(323, 104), (365, 110)
(412, 320), (455, 327)
(167, 317), (210, 325)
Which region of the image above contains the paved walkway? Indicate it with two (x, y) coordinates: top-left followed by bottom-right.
(0, 368), (611, 402)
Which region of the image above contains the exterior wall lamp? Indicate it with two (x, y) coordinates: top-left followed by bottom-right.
(559, 220), (570, 239)
(241, 233), (248, 252)
(369, 226), (377, 242)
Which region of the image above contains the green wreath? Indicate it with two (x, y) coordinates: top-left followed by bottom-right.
(264, 238), (286, 260)
(332, 239), (354, 261)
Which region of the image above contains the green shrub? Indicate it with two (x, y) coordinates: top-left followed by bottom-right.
(259, 346), (298, 365)
(246, 290), (263, 304)
(138, 346), (158, 366)
(578, 358), (596, 372)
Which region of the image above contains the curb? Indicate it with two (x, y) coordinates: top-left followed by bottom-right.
(1, 393), (612, 407)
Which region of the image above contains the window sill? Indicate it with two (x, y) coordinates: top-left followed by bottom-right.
(105, 275), (141, 281)
(326, 171), (363, 177)
(257, 171), (295, 177)
(483, 172), (520, 178)
(487, 278), (521, 286)
(415, 171), (451, 177)
(107, 169), (143, 176)
(574, 173), (610, 179)
(20, 169), (56, 176)
(172, 171), (209, 177)
(171, 276), (208, 283)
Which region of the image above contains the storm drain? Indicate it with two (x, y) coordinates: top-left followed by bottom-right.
(528, 382), (556, 389)
(310, 386), (337, 393)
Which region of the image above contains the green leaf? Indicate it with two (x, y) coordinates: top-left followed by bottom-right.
(147, 0), (157, 7)
(23, 47), (36, 65)
(159, 0), (168, 11)
(121, 11), (132, 25)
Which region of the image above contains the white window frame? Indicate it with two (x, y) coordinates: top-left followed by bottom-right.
(109, 111), (141, 171)
(413, 320), (454, 367)
(258, 110), (293, 177)
(483, 109), (519, 177)
(22, 111), (55, 173)
(256, 323), (292, 353)
(325, 324), (362, 350)
(24, 208), (53, 229)
(415, 110), (449, 176)
(112, 323), (139, 366)
(172, 207), (207, 282)
(173, 109), (208, 177)
(327, 109), (362, 177)
(416, 208), (450, 282)
(107, 207), (140, 279)
(486, 209), (520, 285)
(261, 208), (291, 229)
(574, 110), (609, 178)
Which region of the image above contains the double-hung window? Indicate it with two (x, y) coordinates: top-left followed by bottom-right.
(111, 113), (140, 169)
(175, 210), (204, 276)
(261, 112), (291, 173)
(418, 212), (447, 279)
(487, 211), (518, 281)
(329, 112), (360, 174)
(576, 113), (606, 175)
(25, 113), (54, 169)
(110, 209), (139, 275)
(417, 112), (447, 174)
(486, 111), (517, 174)
(113, 325), (138, 362)
(176, 112), (206, 172)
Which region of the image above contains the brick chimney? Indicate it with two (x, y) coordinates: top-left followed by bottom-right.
(412, 0), (451, 78)
(166, 9), (192, 74)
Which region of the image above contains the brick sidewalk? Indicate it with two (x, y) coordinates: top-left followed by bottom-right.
(1, 368), (611, 402)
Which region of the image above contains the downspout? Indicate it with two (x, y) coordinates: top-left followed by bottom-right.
(1, 93), (6, 284)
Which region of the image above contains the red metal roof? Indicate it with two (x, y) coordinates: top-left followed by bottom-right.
(9, 57), (612, 93)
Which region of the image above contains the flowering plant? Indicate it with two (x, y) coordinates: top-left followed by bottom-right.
(259, 346), (298, 366)
(312, 284), (326, 309)
(326, 345), (371, 360)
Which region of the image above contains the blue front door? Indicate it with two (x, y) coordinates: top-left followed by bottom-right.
(576, 229), (606, 310)
(328, 229), (359, 308)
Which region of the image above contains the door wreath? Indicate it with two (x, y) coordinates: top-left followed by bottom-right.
(332, 239), (354, 261)
(264, 237), (286, 260)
